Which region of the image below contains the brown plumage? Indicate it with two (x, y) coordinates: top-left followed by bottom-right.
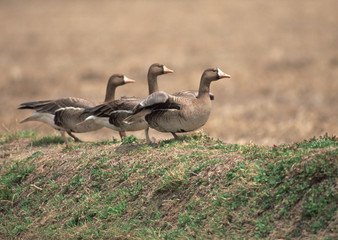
(125, 68), (231, 143)
(172, 90), (214, 100)
(18, 74), (135, 146)
(80, 63), (174, 134)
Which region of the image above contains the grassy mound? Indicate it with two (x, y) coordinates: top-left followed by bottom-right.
(0, 131), (337, 239)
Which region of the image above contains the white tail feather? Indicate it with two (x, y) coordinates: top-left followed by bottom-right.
(76, 115), (97, 126)
(85, 115), (97, 121)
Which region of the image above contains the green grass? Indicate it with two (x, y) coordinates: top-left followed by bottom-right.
(0, 130), (37, 144)
(31, 135), (66, 146)
(0, 132), (337, 239)
(121, 135), (139, 145)
(0, 130), (67, 147)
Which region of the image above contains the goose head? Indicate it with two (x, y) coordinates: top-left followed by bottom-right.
(201, 68), (231, 82)
(107, 74), (136, 87)
(147, 63), (174, 94)
(105, 74), (136, 102)
(197, 68), (231, 97)
(148, 63), (174, 77)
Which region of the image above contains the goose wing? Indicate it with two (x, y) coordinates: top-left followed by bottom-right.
(18, 97), (94, 113)
(82, 97), (142, 117)
(124, 91), (180, 124)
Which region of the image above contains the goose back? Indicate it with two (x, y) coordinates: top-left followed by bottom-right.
(83, 97), (142, 117)
(172, 90), (215, 100)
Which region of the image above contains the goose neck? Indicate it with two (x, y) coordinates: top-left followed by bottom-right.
(148, 73), (159, 94)
(104, 85), (116, 102)
(198, 78), (211, 99)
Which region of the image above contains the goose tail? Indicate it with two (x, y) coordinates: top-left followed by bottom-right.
(123, 109), (150, 124)
(20, 115), (36, 124)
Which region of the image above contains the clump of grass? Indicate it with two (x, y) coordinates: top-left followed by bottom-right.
(30, 135), (65, 146)
(0, 130), (37, 144)
(156, 163), (188, 193)
(121, 135), (139, 145)
(1, 151), (42, 186)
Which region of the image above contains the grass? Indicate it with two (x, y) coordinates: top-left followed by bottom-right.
(0, 131), (337, 239)
(0, 130), (37, 144)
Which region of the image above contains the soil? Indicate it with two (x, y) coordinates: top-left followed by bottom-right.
(1, 0), (337, 145)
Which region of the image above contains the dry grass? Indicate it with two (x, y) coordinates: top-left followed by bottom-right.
(0, 0), (337, 144)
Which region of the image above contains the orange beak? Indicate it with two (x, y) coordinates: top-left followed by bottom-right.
(123, 76), (136, 84)
(163, 65), (174, 74)
(217, 68), (231, 78)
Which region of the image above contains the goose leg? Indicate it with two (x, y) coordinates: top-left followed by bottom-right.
(171, 132), (179, 140)
(119, 131), (127, 140)
(60, 130), (69, 148)
(67, 131), (82, 142)
(145, 127), (151, 144)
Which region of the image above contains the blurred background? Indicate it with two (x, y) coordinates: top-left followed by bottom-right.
(1, 0), (337, 145)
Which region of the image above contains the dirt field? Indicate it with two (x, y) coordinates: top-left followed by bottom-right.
(1, 0), (337, 145)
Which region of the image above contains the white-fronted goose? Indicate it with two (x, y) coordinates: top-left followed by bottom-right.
(81, 63), (174, 135)
(124, 68), (231, 143)
(18, 74), (135, 146)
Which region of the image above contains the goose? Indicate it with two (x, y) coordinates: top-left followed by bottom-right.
(18, 74), (135, 146)
(80, 63), (174, 135)
(124, 68), (231, 143)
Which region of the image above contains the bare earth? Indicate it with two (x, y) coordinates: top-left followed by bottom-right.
(1, 0), (337, 145)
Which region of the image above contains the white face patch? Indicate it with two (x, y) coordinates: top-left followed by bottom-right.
(123, 75), (127, 84)
(217, 68), (225, 78)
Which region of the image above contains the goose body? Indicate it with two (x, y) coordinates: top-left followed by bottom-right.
(125, 68), (231, 143)
(54, 107), (103, 133)
(19, 74), (135, 145)
(146, 94), (212, 133)
(19, 97), (96, 130)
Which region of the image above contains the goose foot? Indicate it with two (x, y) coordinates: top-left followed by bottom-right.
(145, 127), (152, 144)
(60, 130), (69, 148)
(119, 131), (127, 140)
(171, 132), (179, 140)
(67, 131), (82, 142)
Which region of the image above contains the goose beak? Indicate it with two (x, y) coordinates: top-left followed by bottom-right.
(123, 76), (136, 84)
(217, 68), (231, 79)
(163, 65), (174, 74)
